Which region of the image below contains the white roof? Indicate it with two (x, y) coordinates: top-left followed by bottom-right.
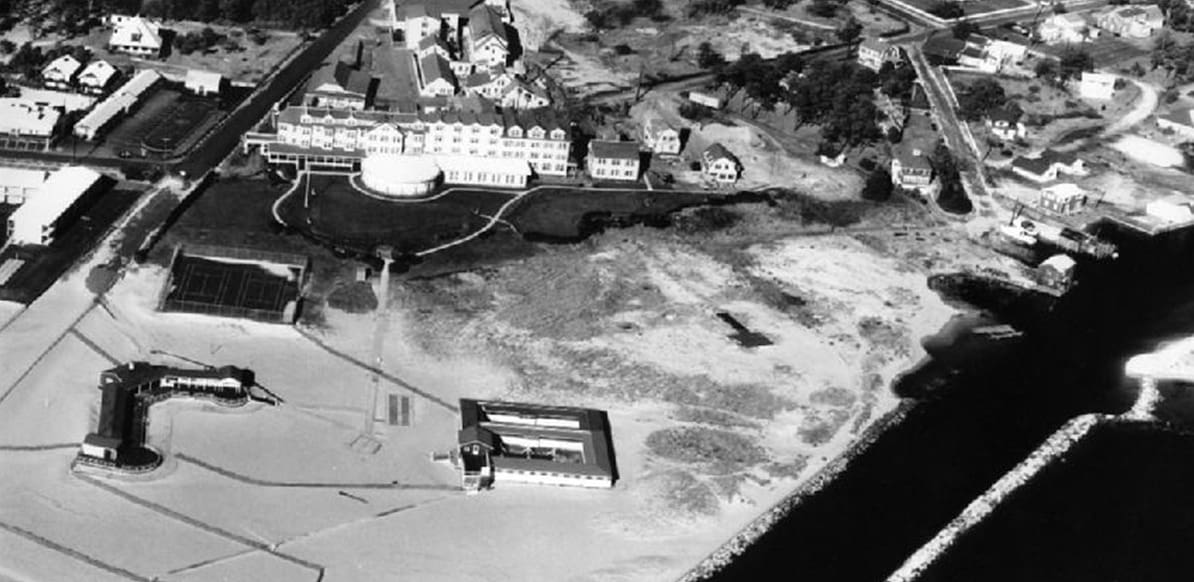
(0, 167), (49, 190)
(109, 16), (162, 49)
(185, 69), (222, 87)
(75, 70), (161, 135)
(1042, 183), (1085, 198)
(42, 55), (81, 79)
(78, 60), (118, 86)
(17, 88), (96, 112)
(361, 154), (441, 183)
(8, 166), (102, 228)
(1041, 254), (1077, 272)
(0, 99), (61, 136)
(1146, 199), (1194, 222)
(1081, 72), (1116, 85)
(435, 154), (531, 176)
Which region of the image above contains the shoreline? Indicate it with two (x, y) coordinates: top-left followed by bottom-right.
(676, 396), (920, 582)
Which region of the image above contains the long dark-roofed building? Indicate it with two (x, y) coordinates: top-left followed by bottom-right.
(77, 362), (253, 470)
(457, 398), (615, 491)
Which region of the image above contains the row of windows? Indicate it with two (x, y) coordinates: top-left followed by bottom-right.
(285, 121), (566, 140)
(499, 468), (608, 480)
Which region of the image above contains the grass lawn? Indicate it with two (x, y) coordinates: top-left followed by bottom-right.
(1036, 37), (1150, 69)
(277, 176), (517, 255)
(507, 188), (729, 239)
(142, 99), (220, 155)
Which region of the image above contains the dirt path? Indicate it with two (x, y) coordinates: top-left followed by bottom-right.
(1099, 77), (1159, 137)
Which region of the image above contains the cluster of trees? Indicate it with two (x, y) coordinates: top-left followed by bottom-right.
(1033, 48), (1093, 84)
(786, 61), (883, 148)
(140, 0), (352, 29)
(808, 0), (847, 18)
(584, 0), (666, 30)
(715, 51), (805, 115)
(763, 0), (797, 9)
(686, 0), (746, 18)
(951, 19), (980, 40)
(836, 17), (862, 43)
(1156, 0), (1194, 31)
(697, 41), (726, 69)
(877, 60), (917, 101)
(928, 0), (964, 18)
(862, 168), (893, 201)
(174, 26), (234, 55)
(2, 42), (92, 81)
(956, 77), (1009, 121)
(931, 141), (972, 214)
(1151, 31), (1194, 81)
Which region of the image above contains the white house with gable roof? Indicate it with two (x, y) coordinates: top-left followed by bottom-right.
(42, 55), (81, 90)
(108, 16), (163, 57)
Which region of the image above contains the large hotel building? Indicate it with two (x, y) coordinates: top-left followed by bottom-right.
(252, 105), (571, 179)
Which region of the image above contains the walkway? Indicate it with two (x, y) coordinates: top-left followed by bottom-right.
(176, 453), (458, 491)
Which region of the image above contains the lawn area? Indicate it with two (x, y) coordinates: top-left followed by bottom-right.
(277, 176), (517, 256)
(507, 188), (730, 239)
(903, 0), (1027, 17)
(1036, 36), (1150, 69)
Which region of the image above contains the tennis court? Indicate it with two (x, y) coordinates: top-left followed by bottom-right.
(161, 246), (308, 323)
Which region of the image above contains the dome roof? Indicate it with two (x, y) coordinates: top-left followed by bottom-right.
(361, 154), (441, 185)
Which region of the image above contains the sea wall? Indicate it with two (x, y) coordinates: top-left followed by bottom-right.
(886, 413), (1132, 582)
(676, 399), (918, 582)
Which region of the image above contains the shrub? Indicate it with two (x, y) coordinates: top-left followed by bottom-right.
(861, 168), (893, 201)
(327, 281), (378, 313)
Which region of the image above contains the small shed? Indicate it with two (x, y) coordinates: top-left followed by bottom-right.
(185, 70), (223, 96)
(1039, 183), (1087, 215)
(1038, 254), (1077, 290)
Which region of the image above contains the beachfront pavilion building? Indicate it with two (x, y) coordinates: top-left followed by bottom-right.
(457, 398), (615, 491)
(253, 105), (570, 178)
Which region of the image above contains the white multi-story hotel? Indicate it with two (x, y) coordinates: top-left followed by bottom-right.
(253, 106), (571, 177)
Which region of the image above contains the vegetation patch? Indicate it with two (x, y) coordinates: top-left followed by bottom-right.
(798, 408), (852, 446)
(764, 455), (810, 479)
(645, 469), (720, 516)
(809, 386), (857, 408)
(675, 406), (761, 429)
(646, 426), (768, 473)
(857, 316), (912, 360)
(326, 281), (378, 313)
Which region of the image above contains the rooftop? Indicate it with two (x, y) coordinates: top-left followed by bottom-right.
(702, 142), (738, 164)
(588, 139), (640, 160)
(0, 99), (61, 136)
(458, 398), (615, 480)
(7, 166), (102, 231)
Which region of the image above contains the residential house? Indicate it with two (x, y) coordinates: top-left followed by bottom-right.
(1096, 4), (1164, 38)
(922, 34), (965, 65)
(41, 55), (81, 90)
(1037, 254), (1077, 291)
(891, 143), (933, 192)
(986, 107), (1026, 141)
(985, 38), (1029, 67)
(468, 5), (509, 68)
(184, 70), (222, 96)
(1039, 183), (1088, 215)
(108, 16), (163, 57)
(76, 60), (118, 95)
(1156, 108), (1194, 139)
(419, 53), (458, 97)
(463, 66), (514, 99)
(306, 60), (377, 110)
(498, 79), (549, 109)
(957, 45), (999, 73)
(641, 118), (682, 155)
(1037, 13), (1097, 45)
(688, 91), (722, 109)
(1010, 149), (1086, 183)
(1078, 72), (1116, 100)
(418, 35), (454, 60)
(587, 140), (641, 181)
(857, 38), (902, 72)
(701, 142), (741, 184)
(399, 0), (478, 51)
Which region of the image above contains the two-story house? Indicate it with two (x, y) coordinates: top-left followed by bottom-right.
(42, 55), (81, 90)
(108, 16), (163, 57)
(891, 143), (933, 192)
(701, 142), (741, 184)
(857, 38), (902, 72)
(76, 60), (118, 95)
(641, 119), (682, 155)
(1096, 4), (1164, 38)
(587, 140), (641, 181)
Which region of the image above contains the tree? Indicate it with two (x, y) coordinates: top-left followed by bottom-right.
(697, 41), (725, 69)
(956, 77), (1007, 121)
(808, 0), (838, 17)
(1058, 47), (1093, 80)
(862, 168), (893, 201)
(1034, 57), (1059, 81)
(928, 0), (964, 18)
(763, 0), (797, 8)
(931, 142), (972, 214)
(836, 17), (862, 43)
(0, 40), (14, 55)
(951, 19), (980, 39)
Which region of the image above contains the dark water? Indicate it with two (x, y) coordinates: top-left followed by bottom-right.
(709, 224), (1194, 582)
